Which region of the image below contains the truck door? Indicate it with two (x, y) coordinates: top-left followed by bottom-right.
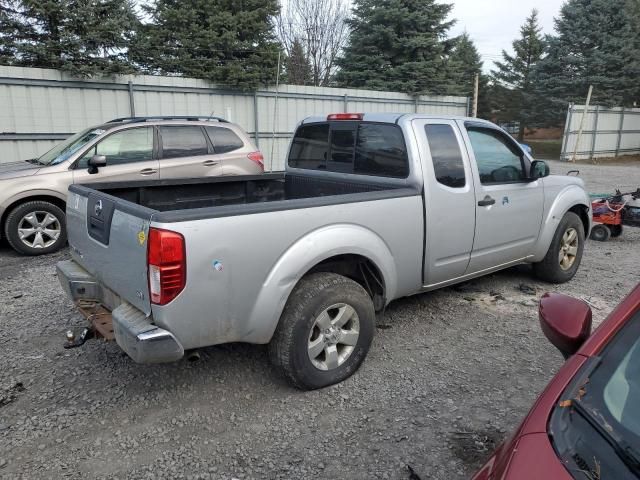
(414, 119), (477, 286)
(462, 122), (544, 273)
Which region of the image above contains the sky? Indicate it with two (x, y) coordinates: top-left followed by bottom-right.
(446, 0), (565, 72)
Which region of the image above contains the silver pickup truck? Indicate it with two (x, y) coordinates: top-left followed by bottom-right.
(57, 113), (592, 390)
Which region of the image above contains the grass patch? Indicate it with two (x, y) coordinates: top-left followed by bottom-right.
(526, 140), (562, 160)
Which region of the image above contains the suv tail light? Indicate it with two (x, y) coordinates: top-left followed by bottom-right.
(148, 228), (186, 305)
(248, 151), (264, 170)
(327, 113), (363, 121)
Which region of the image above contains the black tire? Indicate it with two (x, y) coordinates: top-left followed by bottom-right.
(533, 212), (585, 284)
(589, 224), (611, 242)
(4, 201), (67, 255)
(269, 272), (375, 390)
(609, 225), (623, 238)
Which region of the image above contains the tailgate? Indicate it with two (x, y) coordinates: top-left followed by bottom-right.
(67, 185), (155, 315)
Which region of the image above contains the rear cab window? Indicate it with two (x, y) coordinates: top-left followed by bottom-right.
(288, 122), (409, 178)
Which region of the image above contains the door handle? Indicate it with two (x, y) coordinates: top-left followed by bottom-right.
(477, 195), (496, 207)
(202, 160), (220, 167)
(139, 168), (157, 176)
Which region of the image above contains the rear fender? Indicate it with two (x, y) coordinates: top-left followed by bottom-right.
(246, 224), (397, 343)
(531, 185), (591, 262)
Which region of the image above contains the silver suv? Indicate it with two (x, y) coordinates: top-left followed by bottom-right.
(0, 116), (263, 255)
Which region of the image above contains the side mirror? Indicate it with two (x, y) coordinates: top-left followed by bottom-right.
(530, 160), (550, 180)
(539, 292), (592, 359)
(87, 155), (107, 174)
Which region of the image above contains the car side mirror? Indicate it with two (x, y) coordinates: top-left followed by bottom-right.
(87, 155), (107, 174)
(539, 292), (592, 359)
(530, 160), (550, 180)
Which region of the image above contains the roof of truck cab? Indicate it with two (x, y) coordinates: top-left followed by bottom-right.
(300, 113), (495, 126)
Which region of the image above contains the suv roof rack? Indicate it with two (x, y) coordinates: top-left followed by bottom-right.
(107, 116), (229, 124)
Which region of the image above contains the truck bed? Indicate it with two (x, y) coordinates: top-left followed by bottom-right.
(79, 173), (405, 217)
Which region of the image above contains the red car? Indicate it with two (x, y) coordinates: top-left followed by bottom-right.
(473, 283), (640, 479)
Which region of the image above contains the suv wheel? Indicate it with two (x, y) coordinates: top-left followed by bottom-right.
(269, 272), (375, 390)
(4, 201), (67, 255)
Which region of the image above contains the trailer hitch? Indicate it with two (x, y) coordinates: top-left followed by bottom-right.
(64, 327), (94, 349)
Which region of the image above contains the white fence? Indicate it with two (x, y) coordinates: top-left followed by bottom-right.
(561, 104), (640, 161)
(0, 66), (469, 169)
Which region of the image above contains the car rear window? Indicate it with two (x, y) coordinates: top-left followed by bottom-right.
(205, 126), (244, 154)
(288, 122), (409, 178)
(160, 126), (209, 159)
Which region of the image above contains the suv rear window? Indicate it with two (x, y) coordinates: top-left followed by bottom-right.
(205, 126), (244, 154)
(288, 122), (409, 178)
(160, 126), (209, 159)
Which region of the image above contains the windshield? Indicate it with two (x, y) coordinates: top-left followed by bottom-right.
(550, 308), (640, 479)
(37, 127), (105, 166)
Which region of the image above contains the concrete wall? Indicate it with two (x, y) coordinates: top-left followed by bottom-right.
(0, 66), (469, 170)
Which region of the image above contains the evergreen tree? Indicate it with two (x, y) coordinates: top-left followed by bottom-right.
(65, 0), (140, 75)
(491, 9), (545, 140)
(445, 32), (489, 117)
(131, 0), (281, 90)
(0, 0), (139, 75)
(534, 0), (640, 109)
(285, 38), (312, 85)
(335, 0), (454, 95)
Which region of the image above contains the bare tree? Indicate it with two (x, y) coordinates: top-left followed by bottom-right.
(276, 0), (349, 87)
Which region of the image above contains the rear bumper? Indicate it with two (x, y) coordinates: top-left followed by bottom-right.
(56, 259), (184, 363)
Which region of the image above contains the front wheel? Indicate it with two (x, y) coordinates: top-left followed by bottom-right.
(533, 212), (585, 283)
(4, 201), (67, 255)
(269, 272), (375, 390)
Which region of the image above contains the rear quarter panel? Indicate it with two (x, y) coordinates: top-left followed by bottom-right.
(150, 194), (424, 350)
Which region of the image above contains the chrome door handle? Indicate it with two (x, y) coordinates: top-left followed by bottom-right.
(202, 160), (220, 167)
(477, 195), (495, 207)
(139, 168), (157, 176)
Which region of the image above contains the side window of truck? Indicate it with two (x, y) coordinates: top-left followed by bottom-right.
(425, 124), (466, 188)
(466, 127), (526, 184)
(205, 126), (244, 154)
(77, 127), (153, 168)
(160, 126), (209, 159)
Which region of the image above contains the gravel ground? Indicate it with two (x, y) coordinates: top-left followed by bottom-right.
(1, 162), (639, 480)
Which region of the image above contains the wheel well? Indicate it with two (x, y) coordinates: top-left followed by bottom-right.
(1, 196), (66, 233)
(306, 254), (386, 311)
(568, 204), (590, 237)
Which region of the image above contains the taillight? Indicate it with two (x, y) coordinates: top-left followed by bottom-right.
(248, 151), (264, 170)
(148, 228), (186, 305)
(327, 113), (363, 121)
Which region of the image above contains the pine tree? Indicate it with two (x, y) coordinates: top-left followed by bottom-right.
(335, 0), (455, 95)
(285, 38), (312, 85)
(445, 32), (489, 117)
(65, 0), (140, 75)
(0, 0), (139, 75)
(534, 0), (640, 109)
(491, 9), (545, 140)
(131, 0), (281, 90)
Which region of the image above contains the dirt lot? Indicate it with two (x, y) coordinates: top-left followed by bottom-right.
(1, 162), (638, 480)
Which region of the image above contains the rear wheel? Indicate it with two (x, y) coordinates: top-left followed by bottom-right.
(4, 201), (67, 255)
(589, 224), (611, 242)
(533, 212), (585, 283)
(269, 272), (375, 390)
